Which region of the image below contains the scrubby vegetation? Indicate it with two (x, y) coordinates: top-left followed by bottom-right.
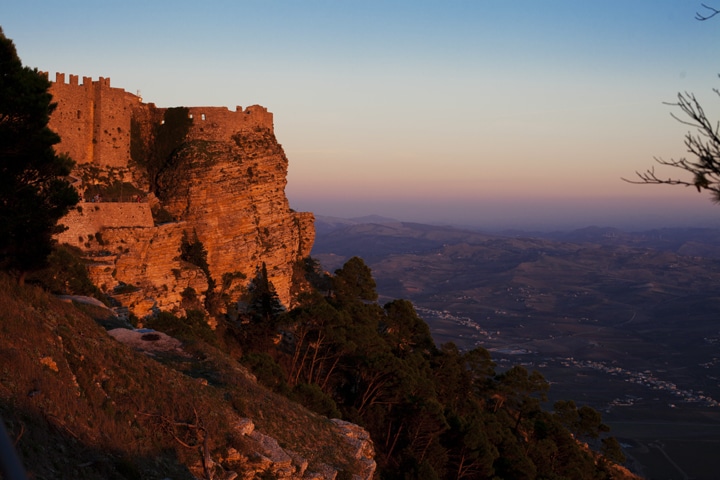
(232, 256), (633, 479)
(0, 273), (363, 479)
(2, 246), (635, 479)
(25, 243), (106, 299)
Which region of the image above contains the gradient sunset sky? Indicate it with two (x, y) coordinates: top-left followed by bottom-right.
(4, 1), (720, 229)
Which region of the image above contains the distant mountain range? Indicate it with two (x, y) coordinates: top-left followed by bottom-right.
(312, 216), (720, 480)
(314, 215), (720, 266)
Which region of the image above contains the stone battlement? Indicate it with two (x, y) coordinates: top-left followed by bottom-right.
(47, 72), (140, 168)
(45, 72), (112, 88)
(47, 72), (275, 168)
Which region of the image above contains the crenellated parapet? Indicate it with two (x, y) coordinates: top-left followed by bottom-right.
(47, 72), (275, 168)
(46, 72), (112, 88)
(47, 72), (140, 168)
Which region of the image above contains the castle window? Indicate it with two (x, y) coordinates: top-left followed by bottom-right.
(189, 114), (193, 119)
(77, 110), (81, 119)
(201, 114), (206, 121)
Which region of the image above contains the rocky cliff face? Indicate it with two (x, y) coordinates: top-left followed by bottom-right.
(155, 126), (315, 312)
(48, 73), (315, 318)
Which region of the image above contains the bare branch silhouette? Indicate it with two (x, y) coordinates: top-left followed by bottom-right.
(696, 3), (720, 21)
(624, 86), (720, 203)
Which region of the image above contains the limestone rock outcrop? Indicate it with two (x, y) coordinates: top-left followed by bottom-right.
(219, 417), (376, 480)
(330, 419), (377, 480)
(155, 125), (315, 311)
(47, 72), (314, 318)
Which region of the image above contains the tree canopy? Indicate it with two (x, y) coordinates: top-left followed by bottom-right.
(0, 27), (78, 278)
(232, 256), (627, 479)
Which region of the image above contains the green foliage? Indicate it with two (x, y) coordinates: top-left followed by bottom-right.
(245, 263), (285, 324)
(236, 256), (628, 479)
(289, 383), (341, 419)
(26, 244), (105, 299)
(332, 256), (377, 303)
(382, 299), (435, 356)
(221, 270), (247, 289)
(299, 257), (332, 292)
(145, 309), (216, 346)
(180, 230), (210, 272)
(553, 400), (609, 440)
(240, 352), (289, 395)
(601, 436), (626, 464)
(179, 230), (216, 310)
(0, 28), (80, 277)
(113, 282), (140, 294)
(230, 264), (286, 354)
(180, 286), (203, 311)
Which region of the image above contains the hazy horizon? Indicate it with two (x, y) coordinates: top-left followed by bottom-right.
(301, 192), (720, 231)
(4, 1), (720, 231)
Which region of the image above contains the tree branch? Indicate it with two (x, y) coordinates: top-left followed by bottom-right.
(624, 87), (720, 203)
(696, 3), (720, 21)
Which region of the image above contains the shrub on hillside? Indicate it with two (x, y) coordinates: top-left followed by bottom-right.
(145, 309), (216, 346)
(26, 244), (106, 300)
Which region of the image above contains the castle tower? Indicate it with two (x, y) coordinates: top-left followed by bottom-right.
(48, 72), (141, 167)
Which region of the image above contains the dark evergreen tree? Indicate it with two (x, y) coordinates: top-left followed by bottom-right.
(332, 256), (377, 302)
(180, 230), (211, 276)
(382, 299), (436, 356)
(601, 436), (626, 464)
(246, 262), (285, 324)
(234, 256), (630, 479)
(0, 28), (79, 280)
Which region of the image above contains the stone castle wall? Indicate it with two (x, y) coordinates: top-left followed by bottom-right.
(56, 202), (154, 248)
(47, 72), (275, 170)
(49, 72), (313, 315)
(185, 105), (274, 141)
(47, 73), (141, 167)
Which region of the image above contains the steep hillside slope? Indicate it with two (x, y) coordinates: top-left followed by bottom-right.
(0, 274), (373, 479)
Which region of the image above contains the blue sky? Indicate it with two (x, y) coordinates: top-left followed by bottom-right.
(3, 1), (720, 229)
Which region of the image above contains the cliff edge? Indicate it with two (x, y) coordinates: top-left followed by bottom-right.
(47, 72), (314, 318)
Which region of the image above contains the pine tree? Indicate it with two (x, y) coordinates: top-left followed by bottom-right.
(0, 28), (79, 280)
(246, 263), (285, 323)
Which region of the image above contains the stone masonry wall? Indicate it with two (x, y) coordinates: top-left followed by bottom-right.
(56, 202), (154, 248)
(186, 105), (274, 141)
(50, 72), (314, 315)
(47, 73), (141, 167)
(47, 72), (274, 167)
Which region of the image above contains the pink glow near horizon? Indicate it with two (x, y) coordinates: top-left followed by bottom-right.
(4, 2), (719, 230)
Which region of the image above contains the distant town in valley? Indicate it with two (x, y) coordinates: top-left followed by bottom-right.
(312, 216), (720, 480)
